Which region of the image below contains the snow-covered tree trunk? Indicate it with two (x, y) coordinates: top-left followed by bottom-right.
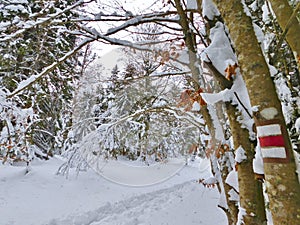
(213, 0), (300, 224)
(221, 159), (239, 225)
(201, 4), (267, 221)
(268, 0), (300, 72)
(205, 61), (266, 224)
(174, 1), (235, 223)
(226, 102), (267, 225)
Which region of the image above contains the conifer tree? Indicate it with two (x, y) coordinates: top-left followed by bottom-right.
(0, 0), (81, 162)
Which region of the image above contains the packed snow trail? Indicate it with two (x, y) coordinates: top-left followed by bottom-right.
(49, 181), (226, 225)
(0, 157), (227, 225)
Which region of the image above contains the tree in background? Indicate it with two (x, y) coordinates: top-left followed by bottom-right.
(90, 46), (203, 164)
(1, 0), (299, 223)
(0, 0), (83, 163)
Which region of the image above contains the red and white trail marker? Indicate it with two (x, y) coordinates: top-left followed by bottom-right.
(257, 124), (287, 159)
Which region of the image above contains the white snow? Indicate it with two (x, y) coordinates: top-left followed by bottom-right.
(88, 48), (126, 78)
(268, 64), (278, 77)
(294, 151), (300, 183)
(260, 107), (278, 120)
(207, 104), (225, 141)
(296, 117), (300, 134)
(225, 170), (239, 193)
(253, 143), (264, 175)
(16, 75), (38, 91)
(230, 75), (255, 137)
(235, 146), (247, 163)
(0, 157), (227, 225)
(192, 101), (201, 111)
(228, 188), (239, 201)
(201, 75), (255, 139)
(237, 205), (247, 225)
(273, 76), (294, 123)
(253, 23), (265, 44)
(201, 21), (237, 75)
(7, 0), (28, 3)
(91, 158), (186, 187)
(202, 0), (220, 20)
(249, 1), (258, 11)
(262, 2), (271, 23)
(201, 88), (230, 105)
(4, 4), (27, 13)
(187, 0), (198, 10)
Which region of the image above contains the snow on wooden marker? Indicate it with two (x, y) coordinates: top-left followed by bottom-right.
(257, 124), (287, 159)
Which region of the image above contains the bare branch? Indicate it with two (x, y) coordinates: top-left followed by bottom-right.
(154, 21), (183, 32)
(124, 29), (183, 37)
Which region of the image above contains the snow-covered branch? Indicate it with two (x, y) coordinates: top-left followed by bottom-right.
(0, 0), (91, 42)
(105, 16), (179, 36)
(96, 105), (205, 133)
(7, 38), (94, 98)
(72, 10), (179, 22)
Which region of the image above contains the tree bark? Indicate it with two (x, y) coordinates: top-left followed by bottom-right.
(174, 1), (235, 224)
(212, 0), (300, 224)
(267, 0), (300, 71)
(226, 102), (267, 225)
(215, 101), (239, 225)
(221, 155), (239, 225)
(174, 0), (200, 89)
(206, 61), (267, 225)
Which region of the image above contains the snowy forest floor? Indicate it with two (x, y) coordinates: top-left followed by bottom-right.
(0, 157), (228, 225)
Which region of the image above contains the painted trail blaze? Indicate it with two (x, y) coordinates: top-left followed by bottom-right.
(257, 124), (289, 162)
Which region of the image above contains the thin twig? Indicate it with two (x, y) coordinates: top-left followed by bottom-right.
(233, 92), (252, 118)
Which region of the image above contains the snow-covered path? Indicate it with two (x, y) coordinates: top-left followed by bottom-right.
(0, 157), (227, 225)
(50, 181), (226, 225)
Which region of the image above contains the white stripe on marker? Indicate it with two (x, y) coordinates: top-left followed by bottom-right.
(261, 147), (287, 158)
(257, 124), (281, 137)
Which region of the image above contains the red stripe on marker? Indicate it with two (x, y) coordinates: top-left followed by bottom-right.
(259, 135), (285, 147)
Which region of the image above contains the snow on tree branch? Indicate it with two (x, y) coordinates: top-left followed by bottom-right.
(0, 0), (91, 42)
(7, 38), (94, 98)
(105, 16), (179, 36)
(96, 105), (205, 133)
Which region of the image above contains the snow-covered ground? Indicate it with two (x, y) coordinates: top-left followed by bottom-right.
(0, 157), (227, 225)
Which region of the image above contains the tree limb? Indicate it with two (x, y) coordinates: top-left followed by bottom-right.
(6, 38), (94, 98)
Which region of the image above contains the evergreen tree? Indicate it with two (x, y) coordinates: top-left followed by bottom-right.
(0, 0), (81, 163)
(90, 50), (202, 163)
